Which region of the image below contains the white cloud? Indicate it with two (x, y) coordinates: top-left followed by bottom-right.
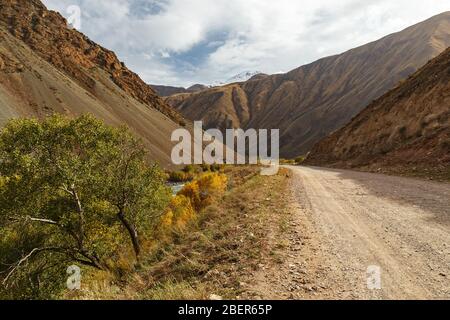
(42, 0), (450, 87)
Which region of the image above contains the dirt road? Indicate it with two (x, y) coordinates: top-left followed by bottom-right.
(246, 166), (450, 300)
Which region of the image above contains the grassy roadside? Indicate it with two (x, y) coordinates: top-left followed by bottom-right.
(71, 166), (292, 300)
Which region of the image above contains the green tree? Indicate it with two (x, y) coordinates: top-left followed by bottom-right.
(0, 114), (170, 296)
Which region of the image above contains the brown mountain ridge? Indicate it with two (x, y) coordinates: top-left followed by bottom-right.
(166, 12), (450, 158)
(306, 47), (450, 179)
(151, 84), (208, 97)
(0, 0), (186, 166)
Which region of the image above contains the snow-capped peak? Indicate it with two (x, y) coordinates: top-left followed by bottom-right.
(226, 71), (263, 83)
(212, 71), (263, 86)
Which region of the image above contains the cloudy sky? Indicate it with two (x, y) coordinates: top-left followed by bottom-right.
(41, 0), (450, 87)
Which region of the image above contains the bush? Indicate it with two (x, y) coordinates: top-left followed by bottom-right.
(183, 165), (196, 174)
(159, 172), (227, 234)
(295, 156), (306, 164)
(0, 114), (171, 298)
(168, 171), (194, 183)
(210, 164), (223, 172)
(161, 195), (196, 231)
(200, 164), (224, 173)
(178, 181), (202, 211)
(280, 159), (295, 165)
(201, 164), (211, 172)
(179, 172), (228, 211)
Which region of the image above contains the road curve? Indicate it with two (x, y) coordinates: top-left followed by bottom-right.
(287, 166), (449, 300)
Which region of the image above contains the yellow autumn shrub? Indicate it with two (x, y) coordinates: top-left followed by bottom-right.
(161, 210), (174, 228)
(168, 170), (195, 182)
(178, 180), (202, 211)
(160, 172), (228, 232)
(179, 172), (228, 211)
(196, 172), (228, 208)
(173, 195), (196, 230)
(197, 172), (228, 192)
(161, 195), (196, 231)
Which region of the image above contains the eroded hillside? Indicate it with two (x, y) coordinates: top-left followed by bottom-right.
(0, 0), (186, 166)
(306, 47), (450, 179)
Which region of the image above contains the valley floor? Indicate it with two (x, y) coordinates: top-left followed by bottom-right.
(244, 166), (450, 300)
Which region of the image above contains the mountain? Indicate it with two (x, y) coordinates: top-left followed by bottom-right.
(210, 71), (266, 87)
(151, 85), (188, 97)
(151, 84), (208, 97)
(306, 47), (450, 179)
(187, 84), (209, 92)
(166, 12), (450, 158)
(0, 0), (185, 167)
(151, 72), (266, 97)
(220, 71), (265, 85)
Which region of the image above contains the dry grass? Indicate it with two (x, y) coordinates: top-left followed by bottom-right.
(72, 166), (291, 300)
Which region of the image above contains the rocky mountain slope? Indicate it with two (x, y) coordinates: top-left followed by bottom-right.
(0, 0), (185, 166)
(151, 84), (208, 97)
(166, 12), (450, 158)
(306, 47), (450, 179)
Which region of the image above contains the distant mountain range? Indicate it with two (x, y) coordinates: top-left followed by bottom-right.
(212, 71), (266, 86)
(0, 0), (185, 167)
(150, 84), (209, 97)
(165, 12), (450, 158)
(151, 71), (267, 97)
